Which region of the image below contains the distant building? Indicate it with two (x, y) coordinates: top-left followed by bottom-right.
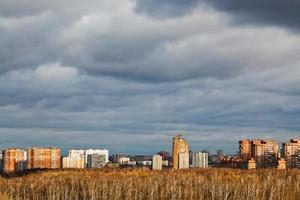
(162, 160), (169, 166)
(69, 149), (85, 158)
(87, 154), (106, 168)
(189, 150), (193, 166)
(157, 151), (171, 161)
(178, 152), (189, 169)
(217, 149), (224, 162)
(131, 155), (152, 162)
(278, 158), (286, 170)
(112, 153), (126, 163)
(192, 152), (208, 168)
(0, 152), (3, 172)
(62, 149), (85, 169)
(152, 155), (162, 170)
(172, 135), (189, 169)
(27, 147), (61, 169)
(282, 139), (300, 168)
(118, 157), (136, 166)
(119, 157), (130, 165)
(239, 139), (279, 168)
(84, 149), (109, 168)
(3, 149), (27, 173)
(239, 139), (251, 162)
(251, 140), (278, 168)
(137, 161), (152, 166)
(62, 157), (85, 169)
(247, 158), (256, 170)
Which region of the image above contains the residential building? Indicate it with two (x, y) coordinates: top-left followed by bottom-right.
(62, 149), (85, 169)
(192, 152), (208, 168)
(157, 151), (171, 161)
(87, 154), (106, 168)
(136, 161), (152, 166)
(2, 149), (27, 173)
(239, 139), (251, 162)
(84, 149), (109, 168)
(152, 155), (162, 170)
(62, 157), (85, 169)
(282, 139), (300, 168)
(112, 153), (126, 163)
(118, 157), (130, 165)
(251, 140), (278, 168)
(172, 134), (189, 169)
(27, 147), (61, 169)
(178, 152), (189, 169)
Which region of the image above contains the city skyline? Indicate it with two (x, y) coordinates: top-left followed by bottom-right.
(0, 0), (300, 153)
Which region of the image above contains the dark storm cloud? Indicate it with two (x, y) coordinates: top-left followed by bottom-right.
(206, 0), (300, 30)
(135, 0), (300, 31)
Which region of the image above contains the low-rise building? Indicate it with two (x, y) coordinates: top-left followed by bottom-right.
(152, 155), (162, 170)
(247, 158), (256, 170)
(192, 152), (208, 168)
(278, 158), (286, 170)
(178, 152), (189, 169)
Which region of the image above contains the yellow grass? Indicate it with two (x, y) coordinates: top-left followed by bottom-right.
(0, 168), (299, 200)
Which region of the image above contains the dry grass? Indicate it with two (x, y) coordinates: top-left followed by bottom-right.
(0, 168), (299, 200)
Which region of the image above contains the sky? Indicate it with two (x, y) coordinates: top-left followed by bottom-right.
(0, 0), (299, 154)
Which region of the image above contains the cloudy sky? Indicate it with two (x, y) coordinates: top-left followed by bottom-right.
(0, 0), (299, 154)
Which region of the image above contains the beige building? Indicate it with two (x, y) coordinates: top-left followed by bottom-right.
(282, 139), (300, 168)
(252, 140), (278, 168)
(178, 152), (189, 169)
(62, 157), (84, 169)
(27, 147), (61, 169)
(247, 158), (256, 170)
(278, 158), (286, 170)
(152, 155), (162, 170)
(172, 134), (189, 169)
(2, 149), (27, 173)
(62, 149), (85, 169)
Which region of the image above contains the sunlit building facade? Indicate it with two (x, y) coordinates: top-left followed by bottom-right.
(172, 135), (189, 169)
(27, 147), (61, 169)
(2, 149), (27, 173)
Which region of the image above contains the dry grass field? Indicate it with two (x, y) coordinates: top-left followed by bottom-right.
(0, 168), (299, 200)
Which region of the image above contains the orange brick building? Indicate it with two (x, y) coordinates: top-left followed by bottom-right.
(239, 139), (251, 162)
(27, 147), (61, 169)
(3, 149), (27, 173)
(239, 139), (279, 168)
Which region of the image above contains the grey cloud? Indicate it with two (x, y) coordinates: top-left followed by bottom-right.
(0, 0), (299, 153)
(135, 0), (201, 18)
(205, 0), (300, 31)
(135, 0), (300, 31)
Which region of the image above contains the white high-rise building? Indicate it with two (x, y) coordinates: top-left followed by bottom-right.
(192, 152), (208, 168)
